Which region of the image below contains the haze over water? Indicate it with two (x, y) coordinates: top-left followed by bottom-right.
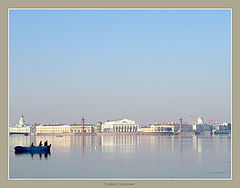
(9, 135), (231, 179)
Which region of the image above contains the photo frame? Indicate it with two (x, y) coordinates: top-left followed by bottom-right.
(1, 0), (240, 188)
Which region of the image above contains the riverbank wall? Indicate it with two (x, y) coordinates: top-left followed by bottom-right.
(13, 131), (229, 136)
(36, 133), (95, 136)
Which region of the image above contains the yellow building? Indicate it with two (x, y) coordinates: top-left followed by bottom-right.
(139, 124), (174, 133)
(70, 125), (95, 133)
(36, 124), (71, 134)
(36, 124), (95, 134)
(83, 125), (94, 133)
(138, 126), (151, 132)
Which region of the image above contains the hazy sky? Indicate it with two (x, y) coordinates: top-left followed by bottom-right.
(9, 9), (231, 125)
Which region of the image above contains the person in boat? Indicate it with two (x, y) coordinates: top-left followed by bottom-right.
(30, 143), (35, 147)
(38, 141), (43, 147)
(44, 140), (48, 146)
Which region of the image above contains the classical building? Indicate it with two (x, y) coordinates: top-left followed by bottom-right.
(9, 114), (34, 135)
(9, 126), (31, 135)
(139, 124), (175, 133)
(70, 124), (95, 133)
(36, 124), (71, 134)
(17, 114), (25, 127)
(193, 117), (214, 132)
(101, 119), (139, 133)
(36, 124), (95, 134)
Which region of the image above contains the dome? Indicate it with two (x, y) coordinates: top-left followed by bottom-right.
(197, 117), (204, 125)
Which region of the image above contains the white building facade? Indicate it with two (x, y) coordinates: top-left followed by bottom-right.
(36, 124), (71, 134)
(197, 117), (204, 125)
(17, 114), (25, 127)
(101, 119), (139, 133)
(9, 126), (31, 134)
(9, 115), (33, 135)
(192, 117), (204, 132)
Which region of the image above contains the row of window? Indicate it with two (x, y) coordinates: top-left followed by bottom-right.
(112, 126), (138, 132)
(36, 128), (94, 133)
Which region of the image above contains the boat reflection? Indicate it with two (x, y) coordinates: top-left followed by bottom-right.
(15, 151), (51, 160)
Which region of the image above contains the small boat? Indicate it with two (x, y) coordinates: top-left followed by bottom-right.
(14, 144), (51, 153)
(56, 135), (63, 137)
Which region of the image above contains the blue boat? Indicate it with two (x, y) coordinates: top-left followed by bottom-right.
(14, 145), (51, 153)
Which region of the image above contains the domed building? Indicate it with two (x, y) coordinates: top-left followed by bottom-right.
(17, 114), (25, 127)
(197, 117), (204, 125)
(192, 117), (204, 132)
(9, 114), (33, 135)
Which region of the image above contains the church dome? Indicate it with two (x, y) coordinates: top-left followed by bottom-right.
(197, 117), (204, 125)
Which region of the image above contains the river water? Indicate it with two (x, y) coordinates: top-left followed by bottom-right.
(9, 135), (231, 179)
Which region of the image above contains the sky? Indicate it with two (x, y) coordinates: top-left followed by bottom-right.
(9, 9), (231, 125)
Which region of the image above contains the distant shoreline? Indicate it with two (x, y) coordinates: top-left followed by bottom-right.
(9, 131), (231, 136)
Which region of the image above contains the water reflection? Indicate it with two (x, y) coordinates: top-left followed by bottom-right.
(10, 135), (229, 156)
(171, 136), (175, 152)
(14, 151), (51, 160)
(9, 135), (231, 178)
(180, 135), (182, 153)
(101, 135), (140, 153)
(191, 136), (207, 162)
(10, 135), (36, 148)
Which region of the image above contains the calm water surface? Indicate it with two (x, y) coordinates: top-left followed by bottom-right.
(9, 135), (231, 179)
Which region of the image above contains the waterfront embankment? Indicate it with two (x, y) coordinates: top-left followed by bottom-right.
(32, 131), (221, 136)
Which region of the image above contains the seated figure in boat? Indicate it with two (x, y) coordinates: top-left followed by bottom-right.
(38, 141), (43, 147)
(44, 140), (48, 146)
(30, 143), (35, 147)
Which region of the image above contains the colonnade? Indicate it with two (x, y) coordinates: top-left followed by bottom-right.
(113, 126), (138, 132)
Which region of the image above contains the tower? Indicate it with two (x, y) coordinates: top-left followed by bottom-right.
(18, 114), (25, 127)
(179, 118), (183, 132)
(81, 117), (85, 132)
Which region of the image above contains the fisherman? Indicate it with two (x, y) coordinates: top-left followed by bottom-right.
(44, 140), (48, 146)
(38, 141), (43, 147)
(30, 143), (34, 147)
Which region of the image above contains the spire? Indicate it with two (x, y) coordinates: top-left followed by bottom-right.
(18, 114), (25, 127)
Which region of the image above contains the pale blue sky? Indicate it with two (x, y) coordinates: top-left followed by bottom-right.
(9, 9), (231, 125)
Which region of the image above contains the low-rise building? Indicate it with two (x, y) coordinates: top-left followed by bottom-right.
(9, 126), (31, 134)
(9, 115), (34, 135)
(36, 124), (71, 134)
(139, 124), (175, 133)
(70, 124), (95, 133)
(94, 122), (102, 133)
(101, 119), (139, 133)
(181, 125), (193, 132)
(203, 124), (213, 131)
(36, 123), (95, 134)
(192, 124), (204, 132)
(213, 123), (230, 131)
